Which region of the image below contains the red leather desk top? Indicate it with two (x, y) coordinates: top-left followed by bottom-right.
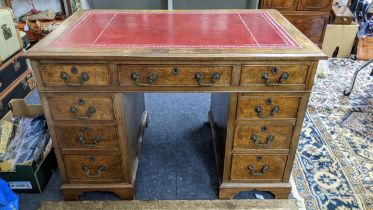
(52, 11), (301, 49)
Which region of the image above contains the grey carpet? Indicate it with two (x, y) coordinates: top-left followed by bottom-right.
(17, 93), (273, 210)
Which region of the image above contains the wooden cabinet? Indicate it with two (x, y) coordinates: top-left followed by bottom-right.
(297, 0), (333, 12)
(260, 0), (332, 47)
(261, 0), (297, 10)
(283, 12), (329, 46)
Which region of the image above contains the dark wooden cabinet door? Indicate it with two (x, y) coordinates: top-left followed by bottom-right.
(260, 0), (297, 10)
(283, 12), (329, 47)
(297, 0), (333, 11)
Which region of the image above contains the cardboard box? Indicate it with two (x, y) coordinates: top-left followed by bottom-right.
(322, 22), (359, 58)
(0, 99), (57, 193)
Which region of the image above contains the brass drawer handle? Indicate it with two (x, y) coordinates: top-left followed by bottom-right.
(194, 72), (221, 86)
(131, 72), (158, 86)
(70, 105), (96, 120)
(79, 135), (102, 147)
(255, 105), (280, 119)
(250, 134), (274, 149)
(70, 98), (96, 120)
(247, 165), (269, 176)
(261, 67), (289, 86)
(78, 126), (102, 147)
(60, 67), (89, 86)
(82, 165), (106, 178)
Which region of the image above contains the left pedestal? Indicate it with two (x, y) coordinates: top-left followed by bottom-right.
(40, 92), (147, 200)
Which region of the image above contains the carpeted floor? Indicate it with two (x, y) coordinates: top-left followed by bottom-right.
(292, 59), (373, 210)
(16, 59), (372, 210)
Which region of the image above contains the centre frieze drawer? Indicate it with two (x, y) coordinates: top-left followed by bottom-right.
(233, 124), (294, 150)
(230, 154), (287, 181)
(55, 125), (119, 150)
(118, 65), (232, 86)
(64, 155), (124, 183)
(236, 95), (300, 120)
(40, 64), (111, 87)
(48, 96), (115, 121)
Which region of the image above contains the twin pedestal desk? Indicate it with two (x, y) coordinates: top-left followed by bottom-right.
(24, 10), (325, 200)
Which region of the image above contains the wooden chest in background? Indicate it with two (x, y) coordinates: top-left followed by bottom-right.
(260, 0), (333, 47)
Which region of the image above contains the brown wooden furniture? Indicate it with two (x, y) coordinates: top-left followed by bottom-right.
(24, 10), (325, 200)
(260, 0), (333, 47)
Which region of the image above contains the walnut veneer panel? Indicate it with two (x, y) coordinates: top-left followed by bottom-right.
(40, 64), (111, 86)
(56, 125), (119, 150)
(236, 95), (300, 120)
(230, 155), (287, 181)
(240, 65), (309, 86)
(282, 12), (329, 46)
(64, 155), (124, 182)
(297, 0), (333, 12)
(233, 124), (294, 150)
(48, 96), (115, 121)
(261, 0), (297, 10)
(119, 65), (232, 86)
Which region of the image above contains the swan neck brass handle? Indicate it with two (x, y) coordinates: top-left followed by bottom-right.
(82, 165), (106, 178)
(255, 105), (280, 119)
(78, 134), (102, 147)
(70, 105), (96, 120)
(194, 72), (221, 86)
(250, 134), (275, 149)
(60, 67), (89, 86)
(131, 72), (158, 87)
(247, 165), (269, 176)
(261, 70), (289, 86)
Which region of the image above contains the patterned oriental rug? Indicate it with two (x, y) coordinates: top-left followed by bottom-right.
(292, 59), (373, 210)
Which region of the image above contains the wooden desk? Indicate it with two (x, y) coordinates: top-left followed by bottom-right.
(24, 10), (325, 200)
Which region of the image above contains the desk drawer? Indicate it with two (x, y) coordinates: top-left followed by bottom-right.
(64, 155), (123, 182)
(118, 65), (232, 87)
(236, 95), (300, 120)
(56, 125), (119, 150)
(240, 65), (309, 87)
(230, 155), (287, 181)
(233, 124), (293, 150)
(40, 64), (111, 87)
(48, 96), (115, 121)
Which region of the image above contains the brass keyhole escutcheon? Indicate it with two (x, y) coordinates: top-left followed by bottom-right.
(172, 67), (180, 76)
(77, 98), (85, 105)
(71, 66), (78, 74)
(265, 98), (272, 105)
(256, 156), (263, 161)
(271, 66), (279, 74)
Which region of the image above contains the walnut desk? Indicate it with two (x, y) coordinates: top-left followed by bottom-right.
(24, 10), (326, 200)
